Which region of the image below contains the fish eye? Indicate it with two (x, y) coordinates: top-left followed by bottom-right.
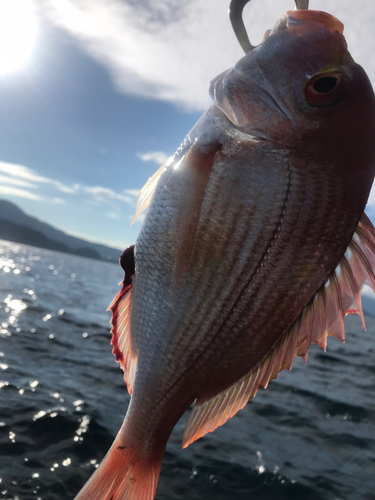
(304, 72), (350, 107)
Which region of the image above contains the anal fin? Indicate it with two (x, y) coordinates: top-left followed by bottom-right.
(182, 212), (375, 448)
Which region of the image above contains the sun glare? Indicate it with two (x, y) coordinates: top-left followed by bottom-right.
(0, 0), (37, 74)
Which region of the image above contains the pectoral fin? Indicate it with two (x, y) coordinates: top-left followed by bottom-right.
(173, 140), (221, 283)
(182, 213), (375, 448)
(131, 140), (221, 284)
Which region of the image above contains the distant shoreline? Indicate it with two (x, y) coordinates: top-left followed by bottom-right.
(0, 217), (119, 263)
(0, 198), (122, 264)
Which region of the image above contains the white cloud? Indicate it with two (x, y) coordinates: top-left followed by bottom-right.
(40, 0), (375, 111)
(0, 185), (42, 200)
(39, 0), (244, 111)
(137, 151), (169, 165)
(0, 160), (77, 194)
(0, 161), (47, 183)
(0, 173), (35, 188)
(123, 188), (140, 197)
(0, 160), (136, 207)
(83, 185), (132, 203)
(55, 183), (79, 194)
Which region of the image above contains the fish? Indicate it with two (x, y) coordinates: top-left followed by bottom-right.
(74, 8), (375, 500)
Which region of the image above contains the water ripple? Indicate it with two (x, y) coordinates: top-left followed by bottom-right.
(0, 241), (374, 500)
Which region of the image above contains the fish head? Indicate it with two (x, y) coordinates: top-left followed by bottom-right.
(210, 10), (375, 169)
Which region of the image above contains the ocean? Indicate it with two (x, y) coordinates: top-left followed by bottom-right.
(0, 239), (374, 500)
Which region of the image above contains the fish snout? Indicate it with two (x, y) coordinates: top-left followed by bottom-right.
(286, 10), (344, 36)
(264, 10), (344, 42)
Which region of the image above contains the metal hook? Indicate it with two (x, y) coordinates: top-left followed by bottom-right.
(229, 0), (309, 53)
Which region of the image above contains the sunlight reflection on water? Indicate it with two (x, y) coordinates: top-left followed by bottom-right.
(0, 240), (374, 500)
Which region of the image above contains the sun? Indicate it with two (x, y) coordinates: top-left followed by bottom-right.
(0, 0), (37, 74)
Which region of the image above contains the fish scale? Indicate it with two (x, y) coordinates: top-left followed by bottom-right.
(74, 8), (375, 500)
(184, 164), (365, 402)
(130, 138), (355, 423)
(133, 145), (290, 381)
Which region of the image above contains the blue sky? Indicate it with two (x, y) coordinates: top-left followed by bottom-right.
(0, 23), (200, 248)
(1, 0), (375, 251)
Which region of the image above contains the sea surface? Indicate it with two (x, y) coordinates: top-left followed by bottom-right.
(0, 239), (374, 500)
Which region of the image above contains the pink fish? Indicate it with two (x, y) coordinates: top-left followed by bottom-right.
(74, 8), (375, 500)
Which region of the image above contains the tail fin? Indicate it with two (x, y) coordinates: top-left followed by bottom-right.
(74, 433), (163, 500)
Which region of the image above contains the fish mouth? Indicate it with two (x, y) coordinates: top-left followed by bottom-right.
(286, 10), (344, 35)
(265, 10), (344, 41)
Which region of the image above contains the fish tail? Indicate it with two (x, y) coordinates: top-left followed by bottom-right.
(74, 432), (163, 500)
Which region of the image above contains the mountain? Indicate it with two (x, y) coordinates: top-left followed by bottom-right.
(0, 199), (121, 263)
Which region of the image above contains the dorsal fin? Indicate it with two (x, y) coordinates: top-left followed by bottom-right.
(108, 283), (137, 395)
(182, 213), (375, 448)
(130, 161), (169, 225)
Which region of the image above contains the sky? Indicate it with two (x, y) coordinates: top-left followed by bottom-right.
(1, 0), (375, 251)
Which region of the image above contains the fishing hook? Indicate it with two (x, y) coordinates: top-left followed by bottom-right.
(229, 0), (309, 53)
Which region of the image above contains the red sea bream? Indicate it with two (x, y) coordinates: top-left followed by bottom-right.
(74, 9), (375, 500)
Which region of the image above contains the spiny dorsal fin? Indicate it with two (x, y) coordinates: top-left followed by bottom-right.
(108, 284), (137, 395)
(130, 160), (170, 225)
(182, 213), (375, 448)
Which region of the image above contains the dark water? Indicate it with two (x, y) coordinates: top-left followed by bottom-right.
(0, 239), (374, 500)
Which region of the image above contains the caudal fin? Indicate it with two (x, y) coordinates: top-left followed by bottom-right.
(74, 433), (163, 500)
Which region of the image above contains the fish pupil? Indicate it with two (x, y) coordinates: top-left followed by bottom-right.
(313, 76), (337, 94)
